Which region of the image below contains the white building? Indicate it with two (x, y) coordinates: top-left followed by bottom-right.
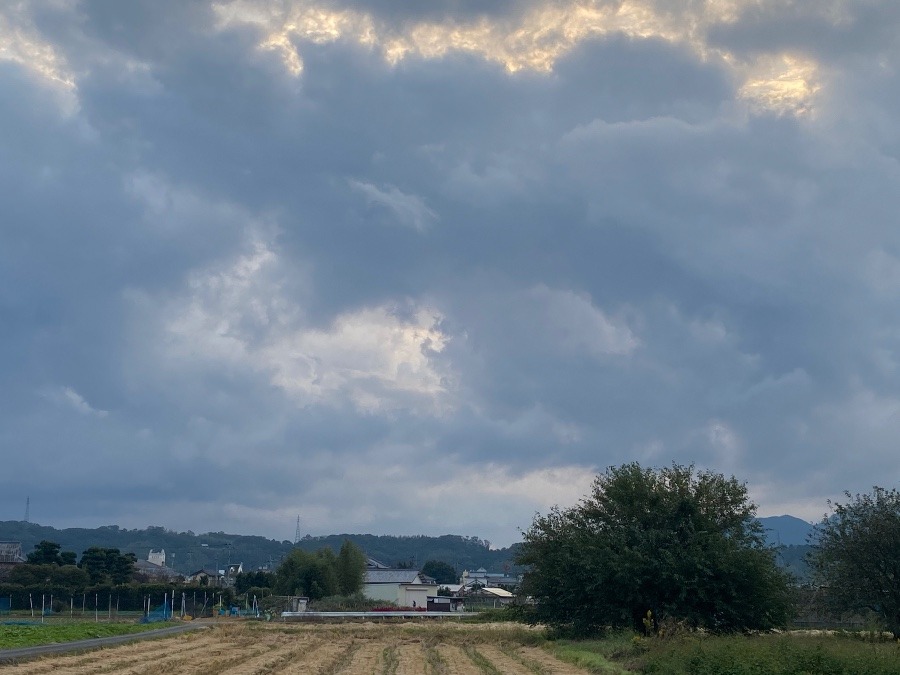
(148, 549), (166, 567)
(363, 569), (439, 608)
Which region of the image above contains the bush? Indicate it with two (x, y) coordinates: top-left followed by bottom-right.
(308, 593), (386, 611)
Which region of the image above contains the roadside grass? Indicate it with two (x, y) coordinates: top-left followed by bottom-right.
(549, 631), (900, 675)
(639, 633), (900, 675)
(0, 620), (170, 649)
(548, 633), (638, 674)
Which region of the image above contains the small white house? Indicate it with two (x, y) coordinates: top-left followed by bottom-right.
(363, 569), (439, 608)
(148, 549), (166, 567)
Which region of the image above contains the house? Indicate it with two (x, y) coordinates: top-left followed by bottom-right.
(459, 585), (515, 609)
(148, 549), (166, 566)
(460, 567), (520, 590)
(187, 569), (228, 587)
(135, 559), (181, 581)
(0, 542), (25, 580)
(363, 568), (439, 608)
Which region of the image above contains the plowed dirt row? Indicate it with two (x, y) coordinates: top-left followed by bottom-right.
(0, 623), (593, 674)
(435, 644), (482, 675)
(2, 630), (219, 675)
(518, 646), (591, 674)
(219, 637), (319, 674)
(276, 638), (351, 674)
(393, 643), (424, 675)
(341, 642), (382, 675)
(475, 645), (535, 674)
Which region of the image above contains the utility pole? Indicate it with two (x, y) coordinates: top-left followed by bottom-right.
(24, 497), (29, 523)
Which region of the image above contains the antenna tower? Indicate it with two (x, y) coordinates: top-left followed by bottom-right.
(24, 496), (30, 523)
(294, 515), (301, 544)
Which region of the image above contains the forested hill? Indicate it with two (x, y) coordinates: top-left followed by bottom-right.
(0, 521), (520, 574)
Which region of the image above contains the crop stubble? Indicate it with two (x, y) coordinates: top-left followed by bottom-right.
(1, 622), (589, 674)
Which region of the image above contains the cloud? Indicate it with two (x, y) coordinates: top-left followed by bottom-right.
(4, 0), (900, 547)
(146, 231), (453, 414)
(43, 386), (109, 418)
(349, 179), (438, 231)
(214, 0), (824, 115)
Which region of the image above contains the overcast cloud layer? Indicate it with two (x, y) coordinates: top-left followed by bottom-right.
(3, 0), (900, 546)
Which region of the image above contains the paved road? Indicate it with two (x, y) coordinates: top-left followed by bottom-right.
(0, 622), (210, 664)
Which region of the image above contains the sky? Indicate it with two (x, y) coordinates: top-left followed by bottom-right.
(2, 0), (900, 548)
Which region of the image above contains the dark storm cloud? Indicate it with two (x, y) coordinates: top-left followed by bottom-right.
(706, 1), (900, 62)
(4, 0), (900, 542)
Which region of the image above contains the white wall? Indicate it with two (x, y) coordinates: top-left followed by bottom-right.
(363, 583), (400, 604)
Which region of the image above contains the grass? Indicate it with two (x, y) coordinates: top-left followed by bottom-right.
(381, 645), (399, 675)
(638, 633), (900, 675)
(550, 640), (635, 674)
(0, 620), (169, 650)
(547, 631), (900, 674)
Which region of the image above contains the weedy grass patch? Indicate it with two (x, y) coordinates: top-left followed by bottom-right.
(551, 631), (900, 674)
(639, 633), (900, 675)
(0, 620), (166, 649)
(549, 640), (635, 674)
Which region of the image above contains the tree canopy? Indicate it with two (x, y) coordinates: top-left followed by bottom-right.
(78, 547), (136, 585)
(274, 540), (366, 599)
(336, 540), (366, 595)
(26, 540), (77, 566)
(517, 463), (794, 635)
(421, 560), (458, 585)
(810, 487), (900, 637)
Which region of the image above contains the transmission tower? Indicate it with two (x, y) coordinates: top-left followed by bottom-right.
(24, 496), (30, 523)
(294, 515), (301, 544)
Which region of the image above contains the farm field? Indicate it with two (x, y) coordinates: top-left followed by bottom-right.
(7, 619), (900, 674)
(0, 621), (593, 674)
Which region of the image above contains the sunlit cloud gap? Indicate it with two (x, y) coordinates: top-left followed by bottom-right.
(214, 0), (821, 115)
(0, 10), (75, 89)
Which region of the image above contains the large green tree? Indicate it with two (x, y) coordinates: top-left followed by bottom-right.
(26, 540), (78, 566)
(335, 540), (366, 595)
(518, 463), (794, 635)
(421, 560), (457, 585)
(810, 487), (900, 637)
(235, 570), (274, 594)
(274, 548), (339, 599)
(78, 547), (136, 585)
(8, 563), (90, 589)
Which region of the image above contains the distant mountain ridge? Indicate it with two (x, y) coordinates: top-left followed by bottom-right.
(758, 515), (816, 546)
(0, 521), (519, 574)
(0, 515), (814, 576)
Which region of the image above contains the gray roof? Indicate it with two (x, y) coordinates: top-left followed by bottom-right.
(0, 542), (25, 563)
(364, 569), (426, 584)
(135, 559), (180, 578)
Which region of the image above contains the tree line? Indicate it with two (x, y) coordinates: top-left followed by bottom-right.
(6, 541), (138, 589)
(232, 540), (368, 600)
(517, 462), (900, 637)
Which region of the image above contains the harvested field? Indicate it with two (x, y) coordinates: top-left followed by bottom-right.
(0, 621), (590, 674)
